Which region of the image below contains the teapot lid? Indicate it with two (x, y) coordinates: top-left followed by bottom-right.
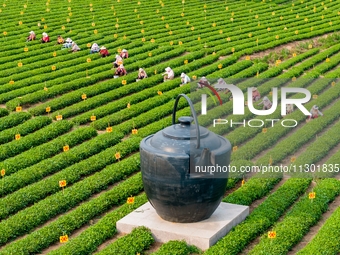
(149, 116), (220, 155)
(162, 116), (209, 140)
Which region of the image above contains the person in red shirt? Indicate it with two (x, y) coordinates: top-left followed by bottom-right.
(252, 87), (261, 101)
(99, 46), (110, 57)
(120, 49), (129, 59)
(309, 105), (323, 119)
(41, 32), (50, 43)
(114, 64), (127, 78)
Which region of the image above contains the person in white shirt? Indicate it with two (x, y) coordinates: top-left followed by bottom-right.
(70, 41), (80, 52)
(286, 104), (294, 114)
(163, 67), (174, 82)
(90, 43), (99, 53)
(113, 54), (123, 68)
(258, 96), (272, 110)
(180, 73), (191, 86)
(62, 38), (73, 49)
(136, 68), (147, 81)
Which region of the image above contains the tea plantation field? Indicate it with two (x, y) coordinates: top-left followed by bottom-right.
(0, 0), (340, 254)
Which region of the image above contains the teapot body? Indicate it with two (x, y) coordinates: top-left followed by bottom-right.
(140, 133), (231, 223)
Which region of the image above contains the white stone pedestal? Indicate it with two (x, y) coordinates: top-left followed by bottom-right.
(116, 202), (249, 250)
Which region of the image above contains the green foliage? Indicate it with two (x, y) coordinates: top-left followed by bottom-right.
(153, 240), (201, 255)
(204, 178), (311, 255)
(297, 202), (340, 254)
(97, 226), (154, 255)
(0, 120), (73, 161)
(0, 108), (9, 118)
(0, 130), (121, 197)
(0, 112), (31, 132)
(0, 116), (51, 145)
(0, 125), (96, 177)
(0, 153), (142, 246)
(249, 179), (340, 254)
(0, 137), (140, 220)
(0, 175), (146, 255)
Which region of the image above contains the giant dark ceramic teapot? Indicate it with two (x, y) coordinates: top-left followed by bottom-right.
(140, 94), (231, 223)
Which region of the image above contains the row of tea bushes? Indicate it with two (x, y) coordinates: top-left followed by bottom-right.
(0, 112), (31, 132)
(0, 120), (73, 161)
(152, 240), (201, 255)
(0, 108), (9, 118)
(0, 174), (145, 255)
(0, 152), (142, 245)
(297, 199), (340, 254)
(0, 131), (123, 197)
(96, 226), (154, 255)
(0, 116), (51, 145)
(204, 178), (311, 255)
(0, 125), (96, 177)
(249, 178), (340, 255)
(0, 137), (141, 220)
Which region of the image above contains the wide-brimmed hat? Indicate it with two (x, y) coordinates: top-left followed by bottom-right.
(119, 64), (124, 68)
(263, 96), (269, 101)
(42, 32), (47, 36)
(100, 46), (106, 50)
(165, 67), (171, 72)
(197, 77), (210, 87)
(252, 87), (257, 91)
(139, 68), (144, 72)
(122, 49), (127, 52)
(181, 73), (185, 78)
(65, 38), (72, 42)
(29, 31), (34, 34)
(313, 105), (318, 110)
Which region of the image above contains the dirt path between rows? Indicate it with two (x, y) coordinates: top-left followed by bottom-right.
(240, 32), (333, 61)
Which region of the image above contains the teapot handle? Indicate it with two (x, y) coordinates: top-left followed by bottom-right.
(172, 94), (200, 149)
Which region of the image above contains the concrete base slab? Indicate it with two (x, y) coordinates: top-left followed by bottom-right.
(116, 202), (249, 250)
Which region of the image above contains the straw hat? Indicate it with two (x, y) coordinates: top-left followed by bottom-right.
(252, 87), (257, 91)
(122, 49), (127, 52)
(29, 31), (34, 34)
(42, 32), (47, 36)
(119, 64), (124, 68)
(100, 46), (106, 50)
